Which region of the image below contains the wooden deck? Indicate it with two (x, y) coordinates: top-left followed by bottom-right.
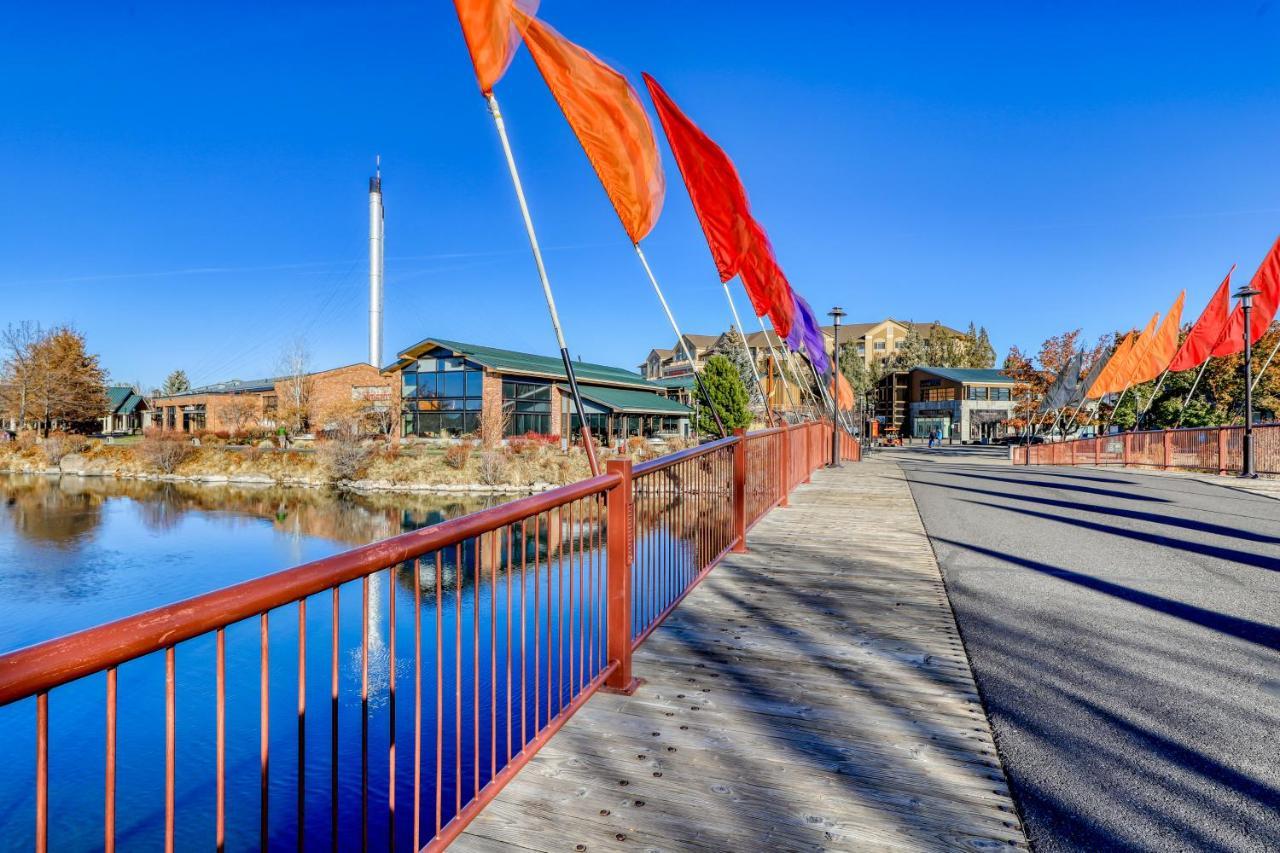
(457, 458), (1028, 851)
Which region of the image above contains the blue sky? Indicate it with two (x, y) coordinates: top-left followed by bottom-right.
(3, 1), (1279, 389)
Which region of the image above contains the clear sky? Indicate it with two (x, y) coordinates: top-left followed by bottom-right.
(3, 1), (1279, 389)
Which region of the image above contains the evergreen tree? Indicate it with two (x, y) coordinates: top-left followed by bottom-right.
(888, 323), (927, 370)
(974, 327), (996, 368)
(694, 355), (752, 436)
(712, 327), (763, 409)
(161, 370), (191, 396)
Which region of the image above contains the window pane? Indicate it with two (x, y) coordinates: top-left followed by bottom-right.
(440, 373), (465, 397)
(417, 373), (437, 399)
(401, 372), (417, 399)
(464, 398), (482, 411)
(402, 414), (415, 436)
(416, 358), (437, 372)
(441, 358), (465, 371)
(441, 412), (464, 433)
(465, 371), (483, 397)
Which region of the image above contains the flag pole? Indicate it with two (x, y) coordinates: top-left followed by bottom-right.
(632, 243), (727, 438)
(1101, 384), (1132, 435)
(485, 93), (600, 475)
(720, 283), (775, 425)
(756, 315), (800, 416)
(1173, 359), (1212, 429)
(1251, 335), (1280, 392)
(1134, 369), (1170, 429)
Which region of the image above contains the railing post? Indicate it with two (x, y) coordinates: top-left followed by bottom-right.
(779, 425), (790, 507)
(733, 429), (747, 552)
(803, 425), (812, 483)
(1094, 436), (1100, 466)
(1122, 433), (1131, 467)
(1162, 430), (1173, 470)
(604, 458), (639, 694)
(1217, 427), (1229, 475)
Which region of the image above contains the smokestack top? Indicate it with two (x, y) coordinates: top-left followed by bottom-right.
(370, 154), (382, 193)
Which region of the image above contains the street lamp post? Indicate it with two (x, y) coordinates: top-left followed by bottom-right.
(1237, 284), (1261, 478)
(828, 307), (846, 467)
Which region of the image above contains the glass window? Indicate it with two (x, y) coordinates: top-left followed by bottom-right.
(502, 380), (552, 436)
(990, 387), (1011, 401)
(417, 373), (437, 399)
(874, 341), (886, 351)
(439, 372), (465, 398)
(465, 371), (482, 397)
(400, 361), (484, 437)
(416, 358), (437, 372)
(966, 386), (987, 401)
(402, 372), (418, 399)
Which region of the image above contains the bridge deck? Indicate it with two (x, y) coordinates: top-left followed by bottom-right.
(458, 459), (1028, 851)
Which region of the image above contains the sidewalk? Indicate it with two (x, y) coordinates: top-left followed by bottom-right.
(457, 459), (1028, 851)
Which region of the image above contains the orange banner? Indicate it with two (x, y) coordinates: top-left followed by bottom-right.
(516, 11), (664, 243)
(1086, 331), (1135, 399)
(830, 371), (854, 409)
(452, 0), (537, 93)
(1108, 313), (1159, 394)
(1126, 291), (1185, 386)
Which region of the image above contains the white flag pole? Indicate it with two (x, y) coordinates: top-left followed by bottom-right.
(485, 93), (600, 475)
(1173, 359), (1212, 429)
(720, 283), (774, 425)
(756, 315), (802, 418)
(632, 244), (727, 437)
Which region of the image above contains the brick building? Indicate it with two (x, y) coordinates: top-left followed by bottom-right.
(151, 363), (394, 435)
(383, 338), (690, 442)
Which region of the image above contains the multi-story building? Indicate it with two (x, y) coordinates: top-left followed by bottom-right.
(385, 337), (691, 442)
(874, 367), (1016, 443)
(638, 335), (719, 380)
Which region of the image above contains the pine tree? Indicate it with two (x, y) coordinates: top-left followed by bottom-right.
(888, 323), (927, 370)
(974, 327), (996, 368)
(694, 355), (752, 436)
(161, 370), (191, 396)
(713, 327), (763, 409)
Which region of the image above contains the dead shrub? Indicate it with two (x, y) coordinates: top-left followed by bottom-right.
(41, 431), (85, 465)
(443, 443), (471, 470)
(318, 439), (372, 484)
(477, 451), (510, 486)
(137, 433), (195, 473)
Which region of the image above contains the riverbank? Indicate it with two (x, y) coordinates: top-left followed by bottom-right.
(0, 434), (630, 494)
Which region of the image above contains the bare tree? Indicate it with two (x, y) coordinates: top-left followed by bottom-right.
(0, 322), (42, 428)
(219, 396), (260, 435)
(277, 339), (313, 435)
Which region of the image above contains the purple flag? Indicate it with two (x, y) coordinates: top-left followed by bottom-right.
(785, 292), (829, 375)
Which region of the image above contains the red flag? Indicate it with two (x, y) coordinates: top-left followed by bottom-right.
(1167, 266), (1233, 372)
(1211, 235), (1280, 357)
(738, 220), (794, 338)
(452, 0), (538, 94)
(516, 11), (664, 243)
(643, 73), (753, 283)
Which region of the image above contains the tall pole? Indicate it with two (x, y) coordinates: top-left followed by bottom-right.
(757, 315), (803, 418)
(1238, 284), (1260, 477)
(720, 283), (774, 425)
(1101, 385), (1131, 436)
(368, 159), (384, 369)
(1173, 359), (1211, 429)
(632, 244), (726, 438)
(828, 307), (846, 467)
(486, 93), (599, 475)
(1250, 334), (1280, 392)
(1134, 369), (1170, 430)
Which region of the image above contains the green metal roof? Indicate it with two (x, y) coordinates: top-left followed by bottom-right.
(557, 384), (691, 415)
(394, 338), (659, 390)
(653, 376), (695, 390)
(915, 367), (1014, 385)
(106, 386), (132, 413)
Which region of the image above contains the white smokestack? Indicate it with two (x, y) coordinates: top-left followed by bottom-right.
(368, 157), (385, 368)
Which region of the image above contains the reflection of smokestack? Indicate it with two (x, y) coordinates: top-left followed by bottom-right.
(369, 157), (385, 368)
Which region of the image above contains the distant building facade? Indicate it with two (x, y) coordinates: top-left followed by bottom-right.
(102, 386), (150, 435)
(151, 363), (393, 435)
(874, 367), (1016, 443)
(385, 338), (690, 442)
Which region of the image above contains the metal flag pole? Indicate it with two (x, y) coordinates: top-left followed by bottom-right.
(632, 243), (727, 438)
(805, 357), (841, 436)
(757, 315), (804, 418)
(1173, 359), (1212, 429)
(1101, 384), (1132, 435)
(485, 93), (600, 475)
(720, 282), (775, 425)
(1250, 335), (1280, 392)
(1134, 369), (1171, 429)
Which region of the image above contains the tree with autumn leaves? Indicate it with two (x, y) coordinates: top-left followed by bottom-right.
(1, 323), (108, 434)
(1004, 321), (1280, 435)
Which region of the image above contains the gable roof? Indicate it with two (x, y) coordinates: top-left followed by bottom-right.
(914, 367), (1013, 385)
(558, 384), (691, 415)
(391, 338), (658, 391)
(106, 386), (133, 413)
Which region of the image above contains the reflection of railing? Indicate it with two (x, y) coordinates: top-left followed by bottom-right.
(0, 421), (857, 851)
(1011, 425), (1256, 474)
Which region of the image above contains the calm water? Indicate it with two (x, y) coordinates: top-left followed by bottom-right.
(0, 473), (698, 850)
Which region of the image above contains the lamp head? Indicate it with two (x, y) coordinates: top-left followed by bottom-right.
(1235, 285), (1261, 308)
(828, 306), (846, 325)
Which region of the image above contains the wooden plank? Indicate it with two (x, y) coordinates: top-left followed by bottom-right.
(456, 458), (1028, 851)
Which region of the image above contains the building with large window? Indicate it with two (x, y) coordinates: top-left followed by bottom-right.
(873, 367), (1016, 443)
(101, 386), (150, 435)
(385, 338), (690, 441)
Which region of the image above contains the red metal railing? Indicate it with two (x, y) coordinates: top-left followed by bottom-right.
(1011, 423), (1267, 475)
(0, 421), (857, 851)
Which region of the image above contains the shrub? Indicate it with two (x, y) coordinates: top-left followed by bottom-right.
(443, 443), (471, 470)
(137, 433), (194, 473)
(477, 451), (509, 486)
(318, 439), (372, 484)
(41, 431), (84, 465)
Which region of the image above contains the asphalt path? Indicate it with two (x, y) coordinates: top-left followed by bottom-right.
(889, 445), (1279, 852)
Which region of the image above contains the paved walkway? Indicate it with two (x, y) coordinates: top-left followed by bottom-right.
(458, 459), (1028, 851)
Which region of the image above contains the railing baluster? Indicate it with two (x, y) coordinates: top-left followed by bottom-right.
(388, 567), (396, 853)
(298, 599), (306, 852)
(216, 630), (226, 853)
(413, 557), (422, 853)
(454, 543), (461, 817)
(106, 666), (117, 853)
(505, 527), (513, 764)
(360, 576), (368, 852)
(434, 552), (443, 840)
(165, 646), (176, 853)
(36, 691), (47, 853)
(260, 612), (270, 849)
(472, 539), (480, 799)
(330, 587), (339, 853)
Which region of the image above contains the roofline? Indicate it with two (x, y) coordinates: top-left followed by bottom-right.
(388, 338), (660, 391)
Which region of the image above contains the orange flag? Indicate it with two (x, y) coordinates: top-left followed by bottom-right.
(1108, 313), (1160, 394)
(1086, 331), (1136, 399)
(452, 0), (538, 93)
(830, 371), (854, 409)
(515, 11), (664, 243)
(1127, 292), (1185, 385)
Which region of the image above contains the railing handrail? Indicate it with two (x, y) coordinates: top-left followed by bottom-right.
(0, 470), (621, 706)
(631, 432), (741, 477)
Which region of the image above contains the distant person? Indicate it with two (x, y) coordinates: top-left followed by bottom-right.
(928, 429), (937, 449)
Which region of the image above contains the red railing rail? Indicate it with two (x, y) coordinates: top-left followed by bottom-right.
(1011, 423), (1261, 475)
(0, 420), (858, 851)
